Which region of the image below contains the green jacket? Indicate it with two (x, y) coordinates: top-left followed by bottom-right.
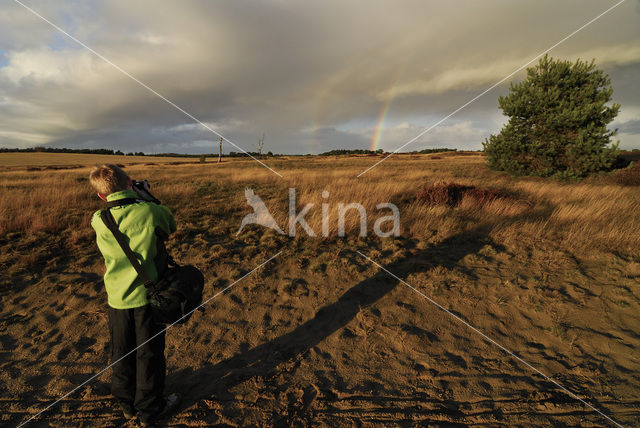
(91, 190), (177, 309)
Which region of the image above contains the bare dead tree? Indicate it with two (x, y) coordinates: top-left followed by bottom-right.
(257, 133), (265, 156)
(217, 137), (223, 163)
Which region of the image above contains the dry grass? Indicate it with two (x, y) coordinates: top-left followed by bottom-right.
(1, 153), (639, 254)
(0, 152), (197, 167)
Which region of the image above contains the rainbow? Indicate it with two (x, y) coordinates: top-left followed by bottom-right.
(311, 66), (405, 153)
(370, 98), (393, 151)
(370, 68), (404, 151)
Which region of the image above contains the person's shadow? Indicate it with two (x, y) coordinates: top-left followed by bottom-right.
(166, 212), (534, 422)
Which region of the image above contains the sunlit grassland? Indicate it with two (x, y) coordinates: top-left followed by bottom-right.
(1, 152), (638, 254)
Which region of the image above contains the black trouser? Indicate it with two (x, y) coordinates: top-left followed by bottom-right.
(108, 304), (166, 419)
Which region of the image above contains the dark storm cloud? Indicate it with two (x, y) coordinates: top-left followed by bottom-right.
(1, 0), (639, 153)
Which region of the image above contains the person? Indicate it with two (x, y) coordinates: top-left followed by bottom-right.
(89, 164), (180, 426)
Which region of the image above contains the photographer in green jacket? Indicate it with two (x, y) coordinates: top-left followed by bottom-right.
(90, 164), (180, 426)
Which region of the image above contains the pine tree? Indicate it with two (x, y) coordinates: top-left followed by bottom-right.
(483, 55), (620, 178)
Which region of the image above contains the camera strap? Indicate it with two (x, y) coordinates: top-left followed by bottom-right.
(100, 208), (156, 289)
(106, 198), (143, 208)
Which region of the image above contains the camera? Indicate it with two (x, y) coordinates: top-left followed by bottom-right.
(132, 179), (150, 192)
(132, 179), (161, 204)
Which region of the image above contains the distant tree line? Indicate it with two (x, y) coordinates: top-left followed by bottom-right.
(0, 147), (126, 155)
(0, 147), (270, 158)
(228, 151), (275, 157)
(1, 146), (461, 157)
(318, 148), (457, 156)
(411, 148), (457, 154)
(319, 148), (383, 155)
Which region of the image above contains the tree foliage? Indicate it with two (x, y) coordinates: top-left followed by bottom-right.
(483, 55), (620, 178)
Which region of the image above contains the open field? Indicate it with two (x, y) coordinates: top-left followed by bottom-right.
(1, 152), (639, 426)
(0, 152), (206, 168)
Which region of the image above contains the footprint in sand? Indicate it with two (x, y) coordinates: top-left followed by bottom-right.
(57, 347), (71, 360)
(301, 384), (319, 411)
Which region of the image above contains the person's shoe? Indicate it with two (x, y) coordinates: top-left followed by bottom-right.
(157, 392), (181, 419)
(119, 402), (135, 419)
(139, 393), (181, 426)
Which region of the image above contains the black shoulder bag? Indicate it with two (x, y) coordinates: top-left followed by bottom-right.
(100, 201), (204, 325)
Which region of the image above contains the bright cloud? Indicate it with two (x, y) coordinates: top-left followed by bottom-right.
(0, 0), (638, 153)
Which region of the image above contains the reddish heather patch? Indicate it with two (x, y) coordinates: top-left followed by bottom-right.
(613, 163), (640, 186)
(416, 182), (511, 207)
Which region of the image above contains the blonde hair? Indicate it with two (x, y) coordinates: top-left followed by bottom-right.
(89, 164), (129, 195)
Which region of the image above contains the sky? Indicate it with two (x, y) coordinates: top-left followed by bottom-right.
(0, 0), (639, 154)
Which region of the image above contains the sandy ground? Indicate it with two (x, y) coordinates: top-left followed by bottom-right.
(1, 219), (639, 427)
